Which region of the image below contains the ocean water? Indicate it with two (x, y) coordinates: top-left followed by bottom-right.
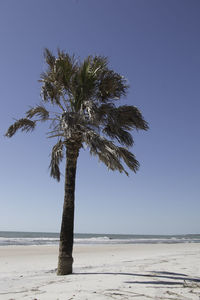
(0, 231), (200, 246)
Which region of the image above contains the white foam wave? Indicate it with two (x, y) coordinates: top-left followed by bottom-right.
(0, 236), (200, 246)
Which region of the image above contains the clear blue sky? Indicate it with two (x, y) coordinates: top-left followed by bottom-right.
(1, 0), (200, 235)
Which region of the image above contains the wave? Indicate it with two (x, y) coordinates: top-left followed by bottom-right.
(0, 237), (59, 246)
(0, 235), (200, 246)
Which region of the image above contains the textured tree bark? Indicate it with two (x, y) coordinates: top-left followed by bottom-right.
(57, 144), (79, 275)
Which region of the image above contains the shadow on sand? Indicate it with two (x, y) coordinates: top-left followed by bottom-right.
(74, 271), (200, 286)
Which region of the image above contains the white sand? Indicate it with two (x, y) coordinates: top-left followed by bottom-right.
(0, 243), (200, 299)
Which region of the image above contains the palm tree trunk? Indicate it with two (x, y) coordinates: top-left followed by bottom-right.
(57, 143), (79, 275)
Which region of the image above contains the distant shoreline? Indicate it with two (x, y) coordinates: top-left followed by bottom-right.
(0, 231), (200, 246)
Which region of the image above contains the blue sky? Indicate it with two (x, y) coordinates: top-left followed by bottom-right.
(1, 0), (200, 235)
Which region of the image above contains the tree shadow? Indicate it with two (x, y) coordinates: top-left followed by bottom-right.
(152, 271), (188, 277)
(74, 271), (200, 285)
(125, 280), (184, 285)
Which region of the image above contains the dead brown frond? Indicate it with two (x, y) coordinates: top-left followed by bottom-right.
(26, 105), (49, 121)
(49, 140), (64, 181)
(5, 119), (36, 137)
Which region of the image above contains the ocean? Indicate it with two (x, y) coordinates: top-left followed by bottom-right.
(0, 231), (200, 246)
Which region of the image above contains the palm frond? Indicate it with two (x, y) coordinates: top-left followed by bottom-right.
(97, 70), (128, 103)
(49, 139), (64, 181)
(91, 56), (108, 74)
(26, 105), (49, 121)
(56, 50), (78, 86)
(103, 126), (134, 146)
(40, 80), (63, 108)
(95, 103), (114, 119)
(118, 147), (139, 172)
(116, 106), (149, 130)
(41, 49), (79, 110)
(83, 130), (137, 175)
(71, 57), (97, 111)
(98, 105), (148, 131)
(92, 104), (148, 146)
(44, 48), (56, 69)
(5, 119), (36, 137)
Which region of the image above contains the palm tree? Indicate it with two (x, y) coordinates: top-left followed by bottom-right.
(6, 49), (148, 275)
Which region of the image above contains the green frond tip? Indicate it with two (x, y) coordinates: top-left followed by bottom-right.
(26, 105), (49, 121)
(5, 119), (36, 137)
(49, 140), (64, 181)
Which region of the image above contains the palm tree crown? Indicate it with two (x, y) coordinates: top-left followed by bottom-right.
(6, 48), (148, 179)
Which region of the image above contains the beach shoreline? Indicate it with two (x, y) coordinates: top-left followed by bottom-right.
(0, 243), (200, 299)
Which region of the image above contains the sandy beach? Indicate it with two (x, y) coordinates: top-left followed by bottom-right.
(0, 243), (200, 299)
